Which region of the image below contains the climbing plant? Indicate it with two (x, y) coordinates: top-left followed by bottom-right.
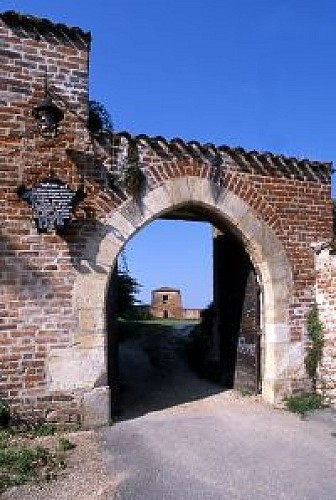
(124, 139), (144, 198)
(87, 101), (145, 197)
(305, 303), (324, 392)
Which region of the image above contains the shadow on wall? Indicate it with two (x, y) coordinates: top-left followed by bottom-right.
(1, 231), (56, 298)
(63, 219), (115, 275)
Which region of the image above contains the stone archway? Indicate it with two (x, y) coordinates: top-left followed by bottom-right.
(1, 10), (334, 427)
(48, 177), (293, 426)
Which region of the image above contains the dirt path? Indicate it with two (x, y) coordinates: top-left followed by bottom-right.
(116, 322), (223, 420)
(2, 430), (119, 500)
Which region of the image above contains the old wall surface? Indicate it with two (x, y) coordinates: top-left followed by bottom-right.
(0, 12), (335, 425)
(182, 309), (201, 320)
(0, 12), (92, 422)
(315, 248), (336, 403)
(150, 289), (183, 319)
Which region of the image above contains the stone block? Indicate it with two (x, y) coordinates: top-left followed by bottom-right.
(48, 345), (107, 391)
(82, 386), (110, 427)
(165, 177), (191, 206)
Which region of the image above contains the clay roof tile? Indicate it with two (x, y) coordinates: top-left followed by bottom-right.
(0, 11), (91, 48)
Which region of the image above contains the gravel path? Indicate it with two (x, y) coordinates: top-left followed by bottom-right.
(2, 430), (120, 500)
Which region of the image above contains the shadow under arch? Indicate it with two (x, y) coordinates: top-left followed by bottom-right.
(71, 177), (293, 425)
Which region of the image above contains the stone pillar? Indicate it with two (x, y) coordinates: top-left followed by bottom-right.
(314, 246), (336, 405)
(47, 273), (111, 427)
(106, 264), (120, 417)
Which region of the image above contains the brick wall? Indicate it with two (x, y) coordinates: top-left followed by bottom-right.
(0, 13), (92, 422)
(182, 309), (201, 321)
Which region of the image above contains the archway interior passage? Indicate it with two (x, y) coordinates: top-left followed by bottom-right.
(213, 229), (261, 394)
(106, 203), (262, 418)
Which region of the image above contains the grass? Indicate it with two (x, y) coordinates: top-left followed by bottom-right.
(57, 437), (76, 452)
(0, 426), (76, 494)
(117, 318), (199, 343)
(0, 429), (64, 493)
(118, 317), (200, 326)
(284, 393), (326, 418)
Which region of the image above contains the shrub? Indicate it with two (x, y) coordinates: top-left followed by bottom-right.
(26, 423), (56, 438)
(124, 139), (144, 198)
(88, 100), (113, 134)
(284, 393), (325, 418)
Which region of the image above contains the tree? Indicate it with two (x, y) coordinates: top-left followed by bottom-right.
(116, 265), (141, 318)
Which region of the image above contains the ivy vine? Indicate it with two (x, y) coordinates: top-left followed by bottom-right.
(124, 139), (144, 198)
(87, 100), (145, 198)
(305, 303), (324, 392)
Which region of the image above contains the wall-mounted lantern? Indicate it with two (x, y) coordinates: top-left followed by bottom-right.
(32, 80), (64, 139)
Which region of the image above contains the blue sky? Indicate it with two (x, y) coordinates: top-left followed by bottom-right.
(2, 0), (335, 306)
(123, 220), (213, 308)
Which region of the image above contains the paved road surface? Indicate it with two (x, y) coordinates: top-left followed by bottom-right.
(100, 393), (336, 499)
(99, 324), (336, 499)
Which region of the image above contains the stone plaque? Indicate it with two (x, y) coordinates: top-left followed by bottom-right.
(18, 178), (84, 233)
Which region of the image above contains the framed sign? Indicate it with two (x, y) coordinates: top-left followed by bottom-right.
(18, 178), (85, 233)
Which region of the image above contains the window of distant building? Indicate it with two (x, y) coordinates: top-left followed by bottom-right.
(162, 294), (169, 303)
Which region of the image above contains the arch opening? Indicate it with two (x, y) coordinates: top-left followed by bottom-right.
(70, 177), (293, 425)
(106, 211), (263, 420)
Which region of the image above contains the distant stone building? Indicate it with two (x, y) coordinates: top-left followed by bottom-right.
(183, 308), (202, 321)
(150, 287), (183, 319)
(150, 287), (201, 320)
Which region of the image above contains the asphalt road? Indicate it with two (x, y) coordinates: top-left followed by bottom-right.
(99, 324), (336, 500)
(99, 395), (336, 500)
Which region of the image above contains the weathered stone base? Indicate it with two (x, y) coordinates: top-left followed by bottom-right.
(82, 386), (111, 427)
(9, 387), (111, 427)
(315, 248), (336, 406)
(9, 392), (81, 425)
